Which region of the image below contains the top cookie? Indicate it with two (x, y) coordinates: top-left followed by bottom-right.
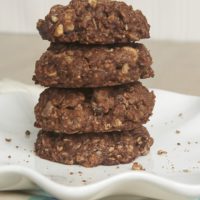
(37, 0), (150, 44)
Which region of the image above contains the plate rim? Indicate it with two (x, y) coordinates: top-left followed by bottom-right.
(0, 165), (200, 198)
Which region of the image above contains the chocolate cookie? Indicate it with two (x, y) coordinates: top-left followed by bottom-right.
(35, 126), (153, 167)
(34, 82), (155, 134)
(33, 43), (153, 88)
(37, 0), (150, 44)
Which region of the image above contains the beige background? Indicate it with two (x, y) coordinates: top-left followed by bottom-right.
(0, 34), (199, 96)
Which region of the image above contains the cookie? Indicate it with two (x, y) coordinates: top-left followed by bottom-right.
(37, 0), (150, 44)
(35, 126), (153, 167)
(33, 43), (153, 88)
(34, 82), (155, 134)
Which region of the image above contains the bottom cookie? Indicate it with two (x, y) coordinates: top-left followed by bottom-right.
(35, 127), (153, 167)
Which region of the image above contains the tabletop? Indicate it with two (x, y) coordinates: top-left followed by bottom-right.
(0, 34), (200, 200)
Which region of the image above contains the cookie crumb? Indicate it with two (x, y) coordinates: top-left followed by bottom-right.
(69, 172), (74, 175)
(157, 150), (167, 155)
(178, 113), (183, 117)
(25, 130), (31, 136)
(131, 162), (145, 171)
(16, 145), (19, 148)
(177, 143), (181, 146)
(176, 130), (181, 134)
(183, 169), (190, 173)
(82, 180), (87, 183)
(78, 171), (83, 175)
(5, 138), (12, 142)
(187, 141), (191, 145)
(8, 155), (11, 159)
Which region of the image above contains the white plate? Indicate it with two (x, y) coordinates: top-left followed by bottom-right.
(0, 80), (200, 200)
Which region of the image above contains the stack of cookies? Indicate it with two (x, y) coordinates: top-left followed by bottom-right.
(33, 0), (155, 167)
